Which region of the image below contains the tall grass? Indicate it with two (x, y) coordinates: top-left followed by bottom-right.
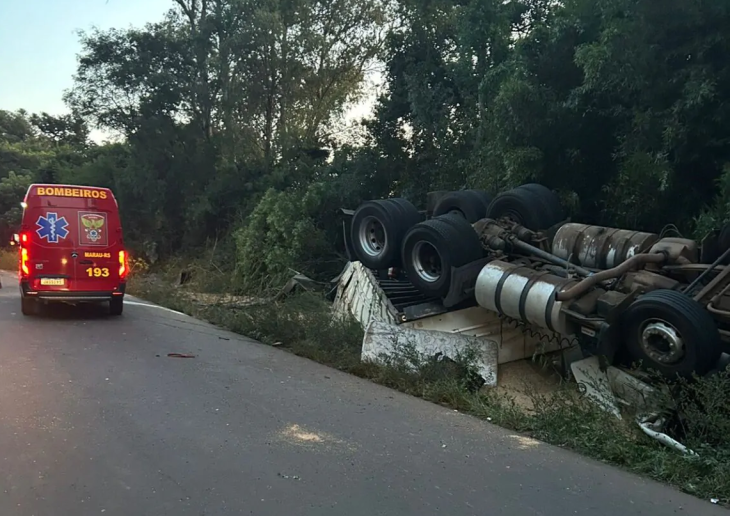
(0, 248), (16, 271)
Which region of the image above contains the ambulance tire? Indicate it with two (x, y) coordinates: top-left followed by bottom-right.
(21, 297), (38, 316)
(109, 297), (124, 316)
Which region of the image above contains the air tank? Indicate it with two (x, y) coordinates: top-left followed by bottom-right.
(475, 261), (577, 335)
(551, 223), (659, 270)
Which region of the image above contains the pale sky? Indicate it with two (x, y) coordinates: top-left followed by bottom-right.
(0, 0), (171, 115)
(0, 0), (379, 143)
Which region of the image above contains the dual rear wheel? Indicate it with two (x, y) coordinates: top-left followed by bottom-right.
(432, 190), (492, 223)
(350, 183), (566, 271)
(486, 183), (565, 231)
(401, 184), (565, 297)
(400, 214), (483, 298)
(350, 198), (423, 270)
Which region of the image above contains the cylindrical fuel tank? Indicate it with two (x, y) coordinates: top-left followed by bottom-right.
(551, 223), (659, 270)
(475, 261), (577, 335)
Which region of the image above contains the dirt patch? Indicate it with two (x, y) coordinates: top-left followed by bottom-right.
(275, 423), (358, 454)
(508, 434), (541, 449)
(281, 424), (325, 443)
(496, 359), (564, 412)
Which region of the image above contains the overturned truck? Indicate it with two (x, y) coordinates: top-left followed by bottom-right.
(343, 183), (730, 379)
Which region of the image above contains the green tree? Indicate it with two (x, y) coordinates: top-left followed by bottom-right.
(3, 0), (728, 287)
(63, 0), (392, 258)
(0, 171), (33, 244)
(29, 112), (91, 148)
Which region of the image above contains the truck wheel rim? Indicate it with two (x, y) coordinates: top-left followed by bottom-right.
(640, 319), (685, 365)
(502, 209), (523, 224)
(413, 241), (442, 283)
(358, 216), (387, 257)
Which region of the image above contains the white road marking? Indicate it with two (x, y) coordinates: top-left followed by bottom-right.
(0, 271), (186, 316)
(123, 300), (186, 316)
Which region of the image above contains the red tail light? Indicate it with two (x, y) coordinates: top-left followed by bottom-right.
(20, 247), (29, 276)
(20, 232), (28, 244)
(119, 250), (129, 280)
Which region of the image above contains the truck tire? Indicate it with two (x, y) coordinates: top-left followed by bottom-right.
(386, 198), (424, 228)
(619, 289), (722, 379)
(486, 184), (563, 231)
(351, 199), (410, 269)
(433, 190), (490, 223)
(401, 216), (483, 298)
(109, 297), (124, 316)
(435, 213), (485, 255)
(469, 190), (493, 213)
(517, 183), (565, 224)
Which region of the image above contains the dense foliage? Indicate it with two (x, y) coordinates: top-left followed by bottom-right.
(4, 0), (730, 287)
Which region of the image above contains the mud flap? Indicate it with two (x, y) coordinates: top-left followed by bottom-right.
(442, 258), (491, 308)
(596, 322), (622, 371)
(339, 208), (356, 262)
(583, 289), (640, 371)
(575, 322), (622, 373)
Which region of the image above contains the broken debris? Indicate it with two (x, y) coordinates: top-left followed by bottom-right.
(362, 321), (499, 387)
(167, 353), (196, 358)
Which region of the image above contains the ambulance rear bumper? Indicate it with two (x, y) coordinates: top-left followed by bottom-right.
(20, 281), (126, 302)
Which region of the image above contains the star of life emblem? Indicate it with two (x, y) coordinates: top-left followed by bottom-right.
(36, 212), (69, 243)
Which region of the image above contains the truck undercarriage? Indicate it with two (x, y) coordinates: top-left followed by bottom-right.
(344, 184), (730, 379)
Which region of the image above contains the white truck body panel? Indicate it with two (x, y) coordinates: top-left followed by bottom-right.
(334, 261), (564, 366)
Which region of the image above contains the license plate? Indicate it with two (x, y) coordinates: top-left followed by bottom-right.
(40, 278), (66, 286)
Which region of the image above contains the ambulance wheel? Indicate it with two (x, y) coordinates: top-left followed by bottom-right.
(21, 297), (38, 316)
(109, 297), (124, 316)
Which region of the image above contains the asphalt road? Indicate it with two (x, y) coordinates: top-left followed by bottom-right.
(0, 271), (724, 516)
